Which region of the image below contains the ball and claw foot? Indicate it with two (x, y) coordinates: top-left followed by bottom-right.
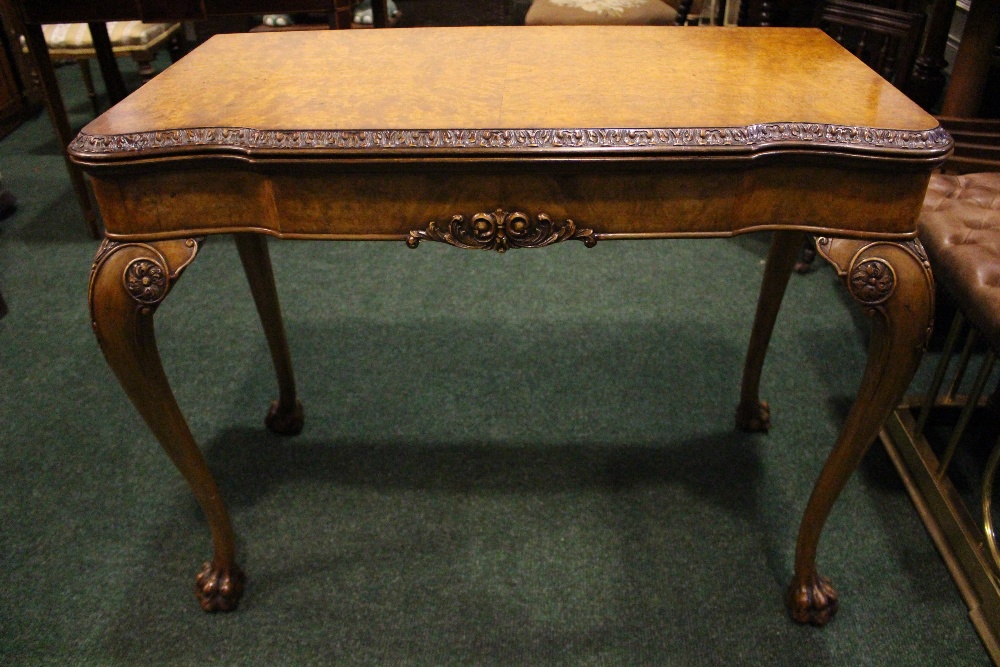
(265, 399), (304, 436)
(786, 573), (839, 626)
(195, 561), (246, 612)
(736, 399), (771, 433)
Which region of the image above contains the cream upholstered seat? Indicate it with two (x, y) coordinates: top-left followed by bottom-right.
(43, 21), (175, 49)
(43, 22), (182, 115)
(525, 0), (679, 25)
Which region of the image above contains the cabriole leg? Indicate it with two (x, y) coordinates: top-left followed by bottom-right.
(89, 237), (245, 612)
(786, 237), (934, 625)
(234, 234), (303, 435)
(737, 230), (806, 432)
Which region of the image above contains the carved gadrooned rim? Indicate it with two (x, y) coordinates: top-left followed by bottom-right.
(68, 123), (953, 160)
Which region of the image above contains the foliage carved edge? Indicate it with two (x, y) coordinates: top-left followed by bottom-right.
(69, 124), (952, 156)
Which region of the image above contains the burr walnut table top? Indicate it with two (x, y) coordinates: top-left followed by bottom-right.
(71, 26), (945, 157)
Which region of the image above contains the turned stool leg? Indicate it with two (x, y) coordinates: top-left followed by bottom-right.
(737, 230), (805, 432)
(786, 237), (934, 624)
(234, 233), (303, 435)
(131, 52), (156, 85)
(89, 238), (245, 612)
(77, 60), (100, 116)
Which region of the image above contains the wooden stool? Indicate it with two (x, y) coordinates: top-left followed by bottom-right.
(44, 22), (183, 116)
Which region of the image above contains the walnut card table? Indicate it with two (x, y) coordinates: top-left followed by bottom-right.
(70, 26), (951, 620)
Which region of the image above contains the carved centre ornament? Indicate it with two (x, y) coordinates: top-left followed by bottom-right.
(407, 209), (597, 253)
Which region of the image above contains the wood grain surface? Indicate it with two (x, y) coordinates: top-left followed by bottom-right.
(75, 26), (939, 142)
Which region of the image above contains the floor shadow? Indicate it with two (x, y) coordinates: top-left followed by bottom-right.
(100, 430), (838, 667)
(201, 429), (765, 517)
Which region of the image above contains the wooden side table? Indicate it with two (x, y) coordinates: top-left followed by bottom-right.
(70, 26), (950, 622)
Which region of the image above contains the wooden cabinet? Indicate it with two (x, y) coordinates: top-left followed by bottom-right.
(0, 0), (40, 139)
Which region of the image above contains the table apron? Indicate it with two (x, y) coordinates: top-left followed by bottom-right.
(91, 164), (929, 241)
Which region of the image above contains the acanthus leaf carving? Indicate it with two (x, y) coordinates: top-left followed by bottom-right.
(406, 209), (597, 253)
(68, 124), (953, 157)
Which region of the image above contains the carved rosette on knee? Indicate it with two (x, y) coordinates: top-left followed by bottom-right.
(817, 237), (933, 338)
(89, 237), (201, 321)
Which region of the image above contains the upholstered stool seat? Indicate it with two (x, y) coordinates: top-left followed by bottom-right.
(43, 22), (176, 50)
(44, 22), (182, 115)
(919, 172), (1000, 349)
(525, 0), (678, 25)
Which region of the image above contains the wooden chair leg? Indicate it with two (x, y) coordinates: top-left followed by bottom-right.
(794, 235), (818, 274)
(371, 0), (390, 28)
(87, 22), (127, 104)
(167, 31), (186, 63)
(22, 24), (101, 239)
(77, 60), (100, 116)
(131, 52), (155, 84)
(786, 237), (934, 625)
(234, 233), (303, 435)
(736, 230), (805, 432)
(89, 237), (245, 612)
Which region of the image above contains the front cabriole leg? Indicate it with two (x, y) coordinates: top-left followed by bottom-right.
(787, 237), (933, 625)
(89, 237), (245, 612)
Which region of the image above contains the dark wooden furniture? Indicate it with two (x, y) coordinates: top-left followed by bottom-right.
(814, 0), (924, 89)
(11, 0), (387, 239)
(72, 27), (949, 624)
(0, 0), (40, 140)
(941, 0), (1000, 118)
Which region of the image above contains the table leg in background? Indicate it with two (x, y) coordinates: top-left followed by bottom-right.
(736, 230), (806, 433)
(234, 233), (303, 435)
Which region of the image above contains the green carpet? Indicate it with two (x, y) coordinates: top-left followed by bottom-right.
(0, 50), (990, 666)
